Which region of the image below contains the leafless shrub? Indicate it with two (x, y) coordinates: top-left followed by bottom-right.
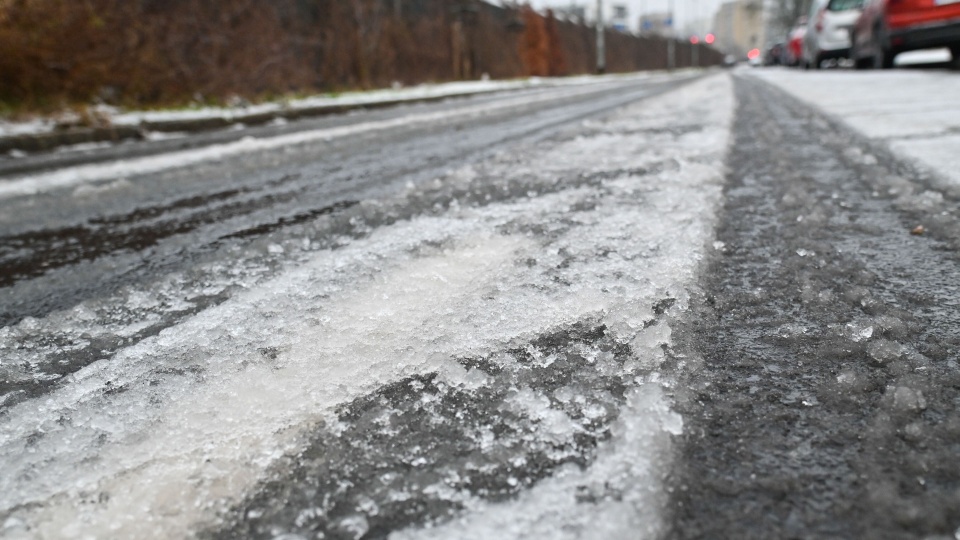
(0, 0), (724, 113)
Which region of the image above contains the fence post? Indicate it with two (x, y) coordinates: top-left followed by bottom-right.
(596, 0), (606, 74)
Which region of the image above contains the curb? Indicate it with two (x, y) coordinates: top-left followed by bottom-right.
(0, 89), (516, 156)
(0, 125), (143, 154)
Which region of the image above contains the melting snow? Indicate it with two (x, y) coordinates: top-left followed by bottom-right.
(0, 74), (733, 538)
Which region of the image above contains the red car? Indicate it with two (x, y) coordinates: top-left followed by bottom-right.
(787, 17), (809, 65)
(851, 0), (960, 68)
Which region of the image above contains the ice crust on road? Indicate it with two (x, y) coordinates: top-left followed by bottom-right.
(0, 74), (733, 538)
(747, 69), (960, 185)
(391, 383), (683, 540)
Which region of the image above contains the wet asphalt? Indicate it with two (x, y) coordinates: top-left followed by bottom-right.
(670, 75), (960, 539)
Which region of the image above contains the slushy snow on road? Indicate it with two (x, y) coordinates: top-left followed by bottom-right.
(0, 74), (733, 539)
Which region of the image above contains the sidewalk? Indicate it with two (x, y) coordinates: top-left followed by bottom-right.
(746, 68), (960, 187)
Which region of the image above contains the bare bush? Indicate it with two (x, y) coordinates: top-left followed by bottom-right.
(0, 0), (724, 113)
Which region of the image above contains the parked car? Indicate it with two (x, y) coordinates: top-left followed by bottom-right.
(787, 17), (809, 65)
(766, 42), (787, 65)
(802, 0), (865, 68)
(851, 0), (960, 68)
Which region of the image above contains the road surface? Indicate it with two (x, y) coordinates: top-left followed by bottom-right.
(1, 68), (958, 540)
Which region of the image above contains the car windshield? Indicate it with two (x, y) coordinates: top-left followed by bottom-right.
(827, 0), (862, 11)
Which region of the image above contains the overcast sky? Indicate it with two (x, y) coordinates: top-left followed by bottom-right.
(523, 0), (726, 34)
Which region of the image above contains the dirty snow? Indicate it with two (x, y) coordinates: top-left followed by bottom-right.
(108, 72), (666, 127)
(0, 71), (676, 139)
(0, 74), (733, 538)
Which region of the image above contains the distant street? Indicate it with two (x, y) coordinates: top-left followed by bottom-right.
(1, 68), (959, 539)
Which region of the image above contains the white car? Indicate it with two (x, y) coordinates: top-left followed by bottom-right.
(802, 0), (864, 69)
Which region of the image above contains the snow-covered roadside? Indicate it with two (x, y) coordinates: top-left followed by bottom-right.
(0, 74), (734, 538)
(0, 73), (693, 200)
(0, 71), (678, 140)
(393, 76), (734, 540)
(746, 69), (960, 185)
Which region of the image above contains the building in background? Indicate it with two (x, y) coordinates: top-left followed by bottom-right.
(683, 17), (713, 40)
(552, 2), (630, 31)
(611, 4), (629, 31)
(639, 11), (675, 36)
(552, 3), (587, 21)
(712, 0), (765, 57)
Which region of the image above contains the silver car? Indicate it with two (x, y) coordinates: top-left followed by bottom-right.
(802, 0), (864, 69)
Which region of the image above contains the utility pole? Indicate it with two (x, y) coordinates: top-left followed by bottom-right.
(596, 0), (606, 74)
(691, 0), (699, 67)
(639, 0), (646, 34)
(667, 0), (675, 71)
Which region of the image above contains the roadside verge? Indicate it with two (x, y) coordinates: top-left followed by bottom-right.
(0, 72), (687, 157)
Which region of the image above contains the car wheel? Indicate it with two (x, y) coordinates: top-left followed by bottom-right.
(882, 49), (895, 69)
(851, 34), (869, 70)
(872, 24), (895, 69)
(873, 46), (894, 69)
